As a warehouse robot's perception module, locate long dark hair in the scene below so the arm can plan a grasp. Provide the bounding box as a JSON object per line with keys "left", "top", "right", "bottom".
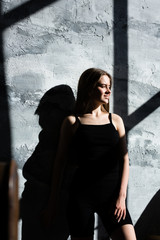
{"left": 74, "top": 68, "right": 112, "bottom": 115}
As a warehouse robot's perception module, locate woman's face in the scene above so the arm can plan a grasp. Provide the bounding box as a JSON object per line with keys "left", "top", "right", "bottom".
{"left": 92, "top": 75, "right": 111, "bottom": 105}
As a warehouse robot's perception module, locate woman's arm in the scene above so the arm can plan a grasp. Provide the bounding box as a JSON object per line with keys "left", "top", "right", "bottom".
{"left": 43, "top": 115, "right": 76, "bottom": 225}
{"left": 112, "top": 114, "right": 129, "bottom": 222}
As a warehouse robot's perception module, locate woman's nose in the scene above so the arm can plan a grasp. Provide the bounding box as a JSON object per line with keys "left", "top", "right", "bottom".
{"left": 105, "top": 87, "right": 111, "bottom": 93}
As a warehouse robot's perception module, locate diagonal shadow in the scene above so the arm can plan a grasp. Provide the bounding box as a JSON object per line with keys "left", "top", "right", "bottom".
{"left": 0, "top": 0, "right": 60, "bottom": 163}
{"left": 135, "top": 189, "right": 160, "bottom": 239}
{"left": 1, "top": 0, "right": 59, "bottom": 30}
{"left": 125, "top": 91, "right": 160, "bottom": 132}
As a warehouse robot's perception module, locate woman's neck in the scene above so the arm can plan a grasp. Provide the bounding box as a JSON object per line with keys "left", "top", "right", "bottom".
{"left": 84, "top": 105, "right": 106, "bottom": 117}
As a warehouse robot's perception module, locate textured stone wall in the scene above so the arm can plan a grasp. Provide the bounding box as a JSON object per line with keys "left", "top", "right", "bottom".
{"left": 127, "top": 0, "right": 160, "bottom": 225}
{"left": 1, "top": 0, "right": 160, "bottom": 239}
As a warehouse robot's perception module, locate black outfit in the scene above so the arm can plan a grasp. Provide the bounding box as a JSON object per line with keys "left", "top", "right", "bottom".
{"left": 67, "top": 113, "right": 132, "bottom": 237}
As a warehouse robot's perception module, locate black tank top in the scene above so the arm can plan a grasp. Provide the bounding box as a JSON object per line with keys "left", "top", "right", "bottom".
{"left": 70, "top": 113, "right": 120, "bottom": 189}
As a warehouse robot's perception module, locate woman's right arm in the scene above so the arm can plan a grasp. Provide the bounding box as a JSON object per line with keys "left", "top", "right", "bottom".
{"left": 44, "top": 115, "right": 76, "bottom": 225}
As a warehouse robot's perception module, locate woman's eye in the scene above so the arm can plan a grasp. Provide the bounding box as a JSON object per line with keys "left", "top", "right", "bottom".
{"left": 97, "top": 83, "right": 111, "bottom": 90}
{"left": 100, "top": 84, "right": 111, "bottom": 89}
{"left": 100, "top": 84, "right": 106, "bottom": 88}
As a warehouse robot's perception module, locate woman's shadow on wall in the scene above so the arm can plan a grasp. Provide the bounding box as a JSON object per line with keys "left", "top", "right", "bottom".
{"left": 20, "top": 84, "right": 75, "bottom": 240}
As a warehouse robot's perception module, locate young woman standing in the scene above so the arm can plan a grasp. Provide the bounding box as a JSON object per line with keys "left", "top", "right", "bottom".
{"left": 45, "top": 68, "right": 137, "bottom": 240}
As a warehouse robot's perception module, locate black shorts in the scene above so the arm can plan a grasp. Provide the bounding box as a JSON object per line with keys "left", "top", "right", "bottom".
{"left": 67, "top": 183, "right": 133, "bottom": 238}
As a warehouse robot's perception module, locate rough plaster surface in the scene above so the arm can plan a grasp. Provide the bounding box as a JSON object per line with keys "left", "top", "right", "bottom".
{"left": 1, "top": 0, "right": 160, "bottom": 239}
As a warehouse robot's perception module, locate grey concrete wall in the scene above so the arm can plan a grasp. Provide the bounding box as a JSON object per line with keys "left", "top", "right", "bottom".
{"left": 1, "top": 0, "right": 160, "bottom": 239}
{"left": 127, "top": 0, "right": 160, "bottom": 224}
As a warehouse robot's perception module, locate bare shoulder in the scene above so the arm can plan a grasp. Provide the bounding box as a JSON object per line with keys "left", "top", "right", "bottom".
{"left": 61, "top": 115, "right": 78, "bottom": 135}
{"left": 112, "top": 113, "right": 123, "bottom": 124}
{"left": 112, "top": 113, "right": 125, "bottom": 136}
{"left": 65, "top": 115, "right": 77, "bottom": 125}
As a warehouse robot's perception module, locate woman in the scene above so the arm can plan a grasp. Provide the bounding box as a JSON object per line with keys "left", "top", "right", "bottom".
{"left": 46, "top": 68, "right": 136, "bottom": 240}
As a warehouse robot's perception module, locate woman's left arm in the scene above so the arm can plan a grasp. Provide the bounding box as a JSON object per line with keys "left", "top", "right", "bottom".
{"left": 113, "top": 114, "right": 129, "bottom": 222}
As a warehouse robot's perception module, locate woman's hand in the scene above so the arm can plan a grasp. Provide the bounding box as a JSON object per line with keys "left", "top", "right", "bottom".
{"left": 114, "top": 195, "right": 126, "bottom": 222}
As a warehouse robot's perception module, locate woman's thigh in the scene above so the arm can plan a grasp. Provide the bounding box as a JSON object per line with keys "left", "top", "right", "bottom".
{"left": 111, "top": 224, "right": 136, "bottom": 240}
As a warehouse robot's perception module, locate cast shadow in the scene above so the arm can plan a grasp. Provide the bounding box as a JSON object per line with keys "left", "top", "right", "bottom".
{"left": 20, "top": 84, "right": 75, "bottom": 240}
{"left": 1, "top": 0, "right": 59, "bottom": 30}
{"left": 0, "top": 0, "right": 61, "bottom": 164}
{"left": 135, "top": 189, "right": 160, "bottom": 240}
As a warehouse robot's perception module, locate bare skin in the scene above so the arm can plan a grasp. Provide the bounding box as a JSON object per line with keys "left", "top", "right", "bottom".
{"left": 44, "top": 75, "right": 137, "bottom": 240}
{"left": 111, "top": 224, "right": 137, "bottom": 240}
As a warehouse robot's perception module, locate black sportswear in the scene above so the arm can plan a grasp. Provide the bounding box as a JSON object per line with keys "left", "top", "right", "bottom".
{"left": 67, "top": 113, "right": 133, "bottom": 237}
